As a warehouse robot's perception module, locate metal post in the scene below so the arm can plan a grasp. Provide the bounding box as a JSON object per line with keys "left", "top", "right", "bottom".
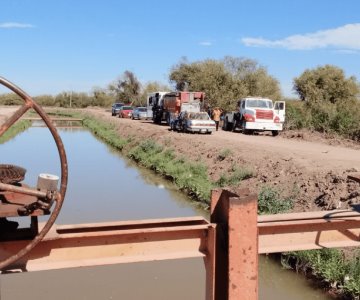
{"left": 211, "top": 188, "right": 259, "bottom": 300}
{"left": 204, "top": 225, "right": 216, "bottom": 300}
{"left": 228, "top": 192, "right": 258, "bottom": 299}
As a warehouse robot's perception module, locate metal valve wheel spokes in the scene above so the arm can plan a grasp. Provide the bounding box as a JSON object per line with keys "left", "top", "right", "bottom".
{"left": 0, "top": 76, "right": 68, "bottom": 270}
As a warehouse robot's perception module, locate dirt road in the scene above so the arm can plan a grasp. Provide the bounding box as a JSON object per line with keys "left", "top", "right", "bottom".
{"left": 81, "top": 107, "right": 360, "bottom": 212}
{"left": 1, "top": 106, "right": 360, "bottom": 211}
{"left": 91, "top": 108, "right": 360, "bottom": 170}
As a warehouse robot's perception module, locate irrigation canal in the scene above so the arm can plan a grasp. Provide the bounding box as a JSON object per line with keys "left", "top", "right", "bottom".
{"left": 0, "top": 125, "right": 333, "bottom": 299}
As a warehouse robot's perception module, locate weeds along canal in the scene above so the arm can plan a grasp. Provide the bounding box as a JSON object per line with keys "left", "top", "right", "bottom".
{"left": 0, "top": 125, "right": 333, "bottom": 299}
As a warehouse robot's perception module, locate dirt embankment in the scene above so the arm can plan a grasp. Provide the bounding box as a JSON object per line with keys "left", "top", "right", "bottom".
{"left": 82, "top": 107, "right": 360, "bottom": 212}
{"left": 2, "top": 105, "right": 360, "bottom": 212}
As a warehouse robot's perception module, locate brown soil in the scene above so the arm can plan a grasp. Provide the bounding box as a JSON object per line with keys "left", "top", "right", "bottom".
{"left": 84, "top": 107, "right": 360, "bottom": 213}
{"left": 2, "top": 105, "right": 360, "bottom": 212}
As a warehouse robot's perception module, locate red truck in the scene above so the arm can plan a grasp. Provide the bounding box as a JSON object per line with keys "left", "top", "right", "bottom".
{"left": 152, "top": 91, "right": 205, "bottom": 124}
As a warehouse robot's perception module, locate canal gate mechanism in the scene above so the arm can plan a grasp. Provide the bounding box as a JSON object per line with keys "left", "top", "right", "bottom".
{"left": 0, "top": 76, "right": 360, "bottom": 300}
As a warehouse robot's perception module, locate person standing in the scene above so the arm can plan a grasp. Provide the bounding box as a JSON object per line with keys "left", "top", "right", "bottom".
{"left": 212, "top": 107, "right": 222, "bottom": 131}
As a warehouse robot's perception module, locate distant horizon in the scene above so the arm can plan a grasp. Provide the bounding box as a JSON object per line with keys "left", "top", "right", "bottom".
{"left": 0, "top": 77, "right": 302, "bottom": 101}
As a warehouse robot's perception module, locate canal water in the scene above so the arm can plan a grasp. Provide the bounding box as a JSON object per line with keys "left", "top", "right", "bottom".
{"left": 0, "top": 126, "right": 333, "bottom": 299}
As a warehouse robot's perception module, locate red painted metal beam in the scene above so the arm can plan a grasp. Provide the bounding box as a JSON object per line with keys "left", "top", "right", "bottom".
{"left": 211, "top": 188, "right": 258, "bottom": 300}
{"left": 1, "top": 188, "right": 360, "bottom": 300}
{"left": 0, "top": 217, "right": 216, "bottom": 274}
{"left": 258, "top": 209, "right": 360, "bottom": 253}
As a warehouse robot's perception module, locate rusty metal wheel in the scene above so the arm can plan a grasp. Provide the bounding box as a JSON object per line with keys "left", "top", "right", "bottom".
{"left": 0, "top": 76, "right": 68, "bottom": 270}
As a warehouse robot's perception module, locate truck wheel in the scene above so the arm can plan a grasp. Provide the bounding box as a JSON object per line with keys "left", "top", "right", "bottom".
{"left": 240, "top": 121, "right": 247, "bottom": 134}
{"left": 223, "top": 118, "right": 227, "bottom": 131}
{"left": 223, "top": 118, "right": 229, "bottom": 131}
{"left": 243, "top": 129, "right": 254, "bottom": 135}
{"left": 272, "top": 130, "right": 279, "bottom": 137}
{"left": 232, "top": 121, "right": 237, "bottom": 132}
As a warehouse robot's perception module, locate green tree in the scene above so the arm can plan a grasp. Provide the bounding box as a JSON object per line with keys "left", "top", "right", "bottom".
{"left": 140, "top": 81, "right": 171, "bottom": 106}
{"left": 0, "top": 93, "right": 23, "bottom": 105}
{"left": 222, "top": 56, "right": 281, "bottom": 100}
{"left": 34, "top": 95, "right": 56, "bottom": 106}
{"left": 170, "top": 58, "right": 242, "bottom": 110}
{"left": 92, "top": 87, "right": 115, "bottom": 107}
{"left": 108, "top": 70, "right": 141, "bottom": 105}
{"left": 293, "top": 65, "right": 359, "bottom": 104}
{"left": 292, "top": 65, "right": 360, "bottom": 138}
{"left": 169, "top": 56, "right": 281, "bottom": 111}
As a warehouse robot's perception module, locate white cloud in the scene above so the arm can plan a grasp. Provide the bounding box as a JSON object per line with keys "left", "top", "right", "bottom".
{"left": 0, "top": 22, "right": 35, "bottom": 29}
{"left": 241, "top": 23, "right": 360, "bottom": 50}
{"left": 199, "top": 41, "right": 213, "bottom": 46}
{"left": 334, "top": 49, "right": 360, "bottom": 54}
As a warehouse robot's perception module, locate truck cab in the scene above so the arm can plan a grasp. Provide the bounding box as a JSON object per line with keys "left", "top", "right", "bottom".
{"left": 146, "top": 92, "right": 168, "bottom": 120}
{"left": 224, "top": 97, "right": 285, "bottom": 136}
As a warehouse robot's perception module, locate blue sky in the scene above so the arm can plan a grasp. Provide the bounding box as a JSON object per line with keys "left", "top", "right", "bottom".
{"left": 1, "top": 0, "right": 360, "bottom": 98}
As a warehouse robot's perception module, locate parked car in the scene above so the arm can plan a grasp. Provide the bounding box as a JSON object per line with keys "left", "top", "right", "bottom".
{"left": 111, "top": 103, "right": 124, "bottom": 116}
{"left": 171, "top": 111, "right": 215, "bottom": 134}
{"left": 132, "top": 107, "right": 148, "bottom": 120}
{"left": 118, "top": 106, "right": 133, "bottom": 118}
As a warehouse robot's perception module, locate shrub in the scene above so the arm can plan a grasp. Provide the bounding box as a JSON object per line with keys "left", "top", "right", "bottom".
{"left": 216, "top": 166, "right": 253, "bottom": 187}
{"left": 283, "top": 249, "right": 360, "bottom": 297}
{"left": 217, "top": 148, "right": 232, "bottom": 161}
{"left": 258, "top": 186, "right": 293, "bottom": 215}
{"left": 284, "top": 101, "right": 309, "bottom": 130}
{"left": 284, "top": 96, "right": 360, "bottom": 143}
{"left": 128, "top": 140, "right": 213, "bottom": 202}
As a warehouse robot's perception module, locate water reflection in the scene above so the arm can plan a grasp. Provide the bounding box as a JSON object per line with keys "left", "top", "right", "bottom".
{"left": 0, "top": 127, "right": 206, "bottom": 225}
{"left": 259, "top": 256, "right": 333, "bottom": 300}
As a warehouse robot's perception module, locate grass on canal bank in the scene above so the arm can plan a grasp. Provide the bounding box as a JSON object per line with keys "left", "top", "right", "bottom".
{"left": 282, "top": 249, "right": 360, "bottom": 298}
{"left": 53, "top": 110, "right": 360, "bottom": 299}
{"left": 0, "top": 120, "right": 31, "bottom": 144}
{"left": 128, "top": 140, "right": 213, "bottom": 202}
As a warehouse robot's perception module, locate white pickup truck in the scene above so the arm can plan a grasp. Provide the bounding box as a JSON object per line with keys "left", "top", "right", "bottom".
{"left": 223, "top": 97, "right": 285, "bottom": 136}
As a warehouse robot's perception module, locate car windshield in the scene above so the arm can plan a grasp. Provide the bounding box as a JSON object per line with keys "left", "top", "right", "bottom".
{"left": 246, "top": 100, "right": 272, "bottom": 109}
{"left": 114, "top": 103, "right": 123, "bottom": 108}
{"left": 122, "top": 106, "right": 133, "bottom": 110}
{"left": 188, "top": 112, "right": 210, "bottom": 120}
{"left": 138, "top": 108, "right": 146, "bottom": 112}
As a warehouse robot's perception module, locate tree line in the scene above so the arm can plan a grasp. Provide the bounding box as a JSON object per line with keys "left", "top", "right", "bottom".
{"left": 1, "top": 56, "right": 359, "bottom": 140}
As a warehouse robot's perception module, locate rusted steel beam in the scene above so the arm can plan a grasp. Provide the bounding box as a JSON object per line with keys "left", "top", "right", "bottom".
{"left": 0, "top": 104, "right": 31, "bottom": 136}
{"left": 0, "top": 182, "right": 48, "bottom": 199}
{"left": 258, "top": 208, "right": 360, "bottom": 253}
{"left": 0, "top": 217, "right": 216, "bottom": 274}
{"left": 205, "top": 225, "right": 216, "bottom": 300}
{"left": 211, "top": 188, "right": 258, "bottom": 300}
{"left": 228, "top": 192, "right": 258, "bottom": 300}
